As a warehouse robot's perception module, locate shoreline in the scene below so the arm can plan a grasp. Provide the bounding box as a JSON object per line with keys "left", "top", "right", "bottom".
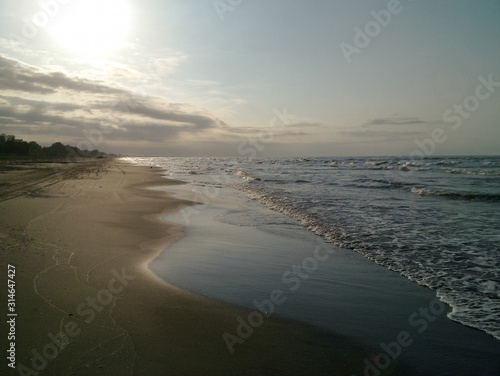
{"left": 1, "top": 159, "right": 374, "bottom": 376}
{"left": 150, "top": 177, "right": 500, "bottom": 375}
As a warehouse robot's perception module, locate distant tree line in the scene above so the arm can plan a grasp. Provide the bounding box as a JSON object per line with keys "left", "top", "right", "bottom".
{"left": 0, "top": 134, "right": 116, "bottom": 159}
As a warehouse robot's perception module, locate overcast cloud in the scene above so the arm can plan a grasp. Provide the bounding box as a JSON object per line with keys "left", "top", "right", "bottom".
{"left": 0, "top": 54, "right": 233, "bottom": 150}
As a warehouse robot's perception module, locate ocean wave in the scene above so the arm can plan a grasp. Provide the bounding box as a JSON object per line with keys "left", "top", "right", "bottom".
{"left": 240, "top": 186, "right": 500, "bottom": 341}
{"left": 436, "top": 160, "right": 459, "bottom": 165}
{"left": 366, "top": 160, "right": 388, "bottom": 166}
{"left": 235, "top": 170, "right": 259, "bottom": 182}
{"left": 288, "top": 158, "right": 311, "bottom": 163}
{"left": 444, "top": 168, "right": 500, "bottom": 176}
{"left": 411, "top": 187, "right": 500, "bottom": 201}
{"left": 371, "top": 179, "right": 412, "bottom": 188}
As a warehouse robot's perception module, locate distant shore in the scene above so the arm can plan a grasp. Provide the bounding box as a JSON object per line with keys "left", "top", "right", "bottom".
{"left": 0, "top": 159, "right": 371, "bottom": 375}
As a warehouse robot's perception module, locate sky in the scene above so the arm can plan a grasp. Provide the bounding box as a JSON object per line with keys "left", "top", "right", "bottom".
{"left": 0, "top": 0, "right": 499, "bottom": 157}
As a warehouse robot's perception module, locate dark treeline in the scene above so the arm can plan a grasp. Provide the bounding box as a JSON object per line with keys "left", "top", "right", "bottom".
{"left": 0, "top": 134, "right": 117, "bottom": 159}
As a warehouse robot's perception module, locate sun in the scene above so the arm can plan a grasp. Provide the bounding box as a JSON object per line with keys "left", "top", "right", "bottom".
{"left": 49, "top": 0, "right": 132, "bottom": 55}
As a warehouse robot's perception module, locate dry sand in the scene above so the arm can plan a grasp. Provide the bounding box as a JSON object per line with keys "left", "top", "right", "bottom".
{"left": 0, "top": 159, "right": 371, "bottom": 376}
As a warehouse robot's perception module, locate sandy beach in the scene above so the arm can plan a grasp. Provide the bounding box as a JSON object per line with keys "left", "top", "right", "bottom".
{"left": 0, "top": 160, "right": 372, "bottom": 376}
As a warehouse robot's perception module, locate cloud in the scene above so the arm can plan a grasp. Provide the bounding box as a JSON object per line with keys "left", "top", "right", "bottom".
{"left": 0, "top": 55, "right": 227, "bottom": 148}
{"left": 209, "top": 120, "right": 325, "bottom": 144}
{"left": 287, "top": 121, "right": 323, "bottom": 129}
{"left": 0, "top": 54, "right": 326, "bottom": 155}
{"left": 0, "top": 95, "right": 83, "bottom": 111}
{"left": 335, "top": 116, "right": 437, "bottom": 144}
{"left": 342, "top": 130, "right": 425, "bottom": 138}
{"left": 151, "top": 56, "right": 187, "bottom": 74}
{"left": 0, "top": 55, "right": 126, "bottom": 95}
{"left": 362, "top": 116, "right": 432, "bottom": 127}
{"left": 0, "top": 106, "right": 100, "bottom": 128}
{"left": 112, "top": 100, "right": 226, "bottom": 130}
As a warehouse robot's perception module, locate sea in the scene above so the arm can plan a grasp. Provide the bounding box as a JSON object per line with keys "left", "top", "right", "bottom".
{"left": 123, "top": 155, "right": 500, "bottom": 342}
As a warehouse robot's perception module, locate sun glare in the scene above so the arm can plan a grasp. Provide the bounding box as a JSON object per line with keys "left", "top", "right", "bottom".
{"left": 49, "top": 0, "right": 132, "bottom": 55}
